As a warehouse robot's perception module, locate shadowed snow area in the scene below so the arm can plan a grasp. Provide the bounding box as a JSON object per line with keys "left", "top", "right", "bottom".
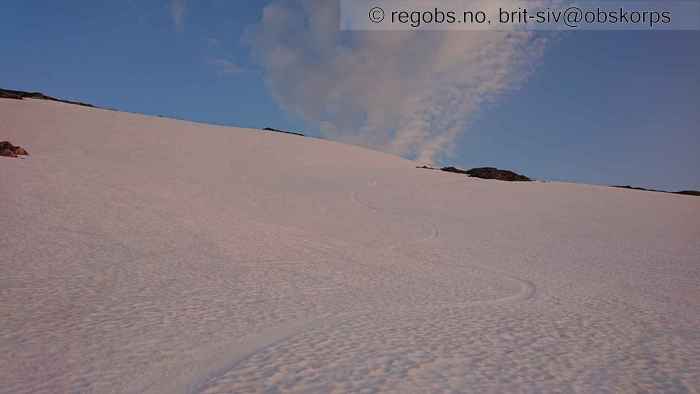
{"left": 1, "top": 99, "right": 699, "bottom": 393}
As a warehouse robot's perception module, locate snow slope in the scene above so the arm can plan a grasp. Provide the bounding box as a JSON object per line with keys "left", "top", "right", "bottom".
{"left": 1, "top": 99, "right": 699, "bottom": 393}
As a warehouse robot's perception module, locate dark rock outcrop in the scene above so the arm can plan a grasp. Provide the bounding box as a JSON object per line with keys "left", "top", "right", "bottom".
{"left": 441, "top": 166, "right": 470, "bottom": 175}
{"left": 420, "top": 165, "right": 532, "bottom": 181}
{"left": 675, "top": 190, "right": 700, "bottom": 196}
{"left": 0, "top": 88, "right": 95, "bottom": 108}
{"left": 262, "top": 127, "right": 304, "bottom": 137}
{"left": 612, "top": 185, "right": 700, "bottom": 197}
{"left": 0, "top": 141, "right": 29, "bottom": 158}
{"left": 0, "top": 90, "right": 23, "bottom": 100}
{"left": 613, "top": 185, "right": 663, "bottom": 193}
{"left": 466, "top": 167, "right": 532, "bottom": 182}
{"left": 441, "top": 166, "right": 531, "bottom": 182}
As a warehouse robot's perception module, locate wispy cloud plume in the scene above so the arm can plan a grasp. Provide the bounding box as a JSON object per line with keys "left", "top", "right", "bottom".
{"left": 170, "top": 0, "right": 187, "bottom": 31}
{"left": 208, "top": 58, "right": 245, "bottom": 75}
{"left": 250, "top": 0, "right": 550, "bottom": 163}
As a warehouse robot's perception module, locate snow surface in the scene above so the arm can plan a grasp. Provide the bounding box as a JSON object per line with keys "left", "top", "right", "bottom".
{"left": 1, "top": 99, "right": 699, "bottom": 393}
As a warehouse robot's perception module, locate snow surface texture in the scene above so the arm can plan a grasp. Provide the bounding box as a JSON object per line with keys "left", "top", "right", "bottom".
{"left": 1, "top": 99, "right": 699, "bottom": 393}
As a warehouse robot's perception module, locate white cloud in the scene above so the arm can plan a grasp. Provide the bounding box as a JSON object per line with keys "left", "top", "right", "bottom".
{"left": 208, "top": 58, "right": 245, "bottom": 75}
{"left": 250, "top": 0, "right": 551, "bottom": 163}
{"left": 170, "top": 0, "right": 187, "bottom": 31}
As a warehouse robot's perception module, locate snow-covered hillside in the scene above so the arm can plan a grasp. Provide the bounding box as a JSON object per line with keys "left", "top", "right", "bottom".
{"left": 2, "top": 99, "right": 699, "bottom": 393}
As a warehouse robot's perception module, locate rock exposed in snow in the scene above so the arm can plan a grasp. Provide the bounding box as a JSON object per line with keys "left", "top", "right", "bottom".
{"left": 262, "top": 127, "right": 304, "bottom": 136}
{"left": 440, "top": 166, "right": 531, "bottom": 181}
{"left": 0, "top": 88, "right": 95, "bottom": 108}
{"left": 614, "top": 185, "right": 700, "bottom": 197}
{"left": 0, "top": 141, "right": 29, "bottom": 157}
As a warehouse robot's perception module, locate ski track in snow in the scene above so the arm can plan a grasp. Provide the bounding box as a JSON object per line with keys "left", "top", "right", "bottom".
{"left": 187, "top": 182, "right": 537, "bottom": 394}
{"left": 2, "top": 100, "right": 700, "bottom": 393}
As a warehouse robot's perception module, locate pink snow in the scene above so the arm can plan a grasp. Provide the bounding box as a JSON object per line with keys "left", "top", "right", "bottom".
{"left": 1, "top": 99, "right": 699, "bottom": 393}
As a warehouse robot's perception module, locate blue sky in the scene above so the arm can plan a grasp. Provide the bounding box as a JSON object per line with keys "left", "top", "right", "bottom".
{"left": 2, "top": 1, "right": 698, "bottom": 190}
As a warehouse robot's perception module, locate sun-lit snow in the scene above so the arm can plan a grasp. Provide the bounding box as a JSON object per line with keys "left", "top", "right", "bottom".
{"left": 1, "top": 99, "right": 699, "bottom": 393}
